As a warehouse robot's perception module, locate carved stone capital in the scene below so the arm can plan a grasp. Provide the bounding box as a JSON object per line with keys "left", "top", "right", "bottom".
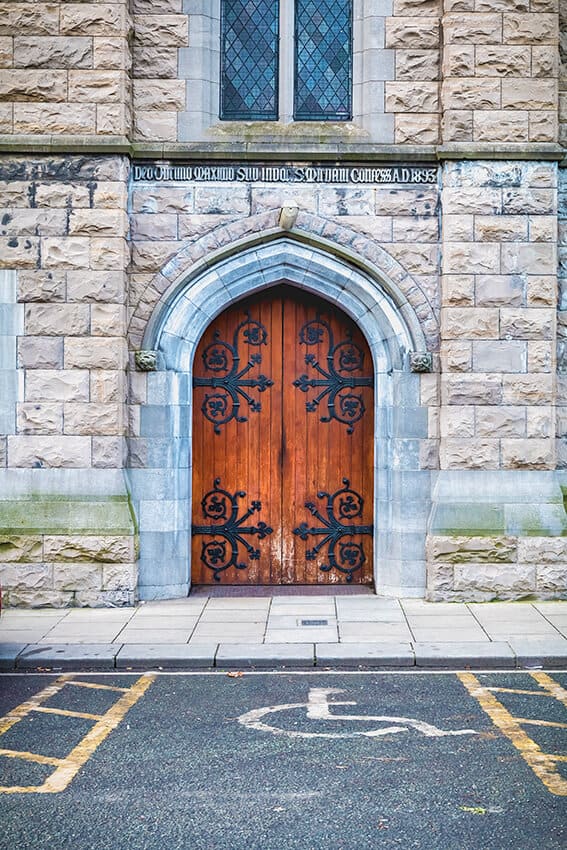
{"left": 134, "top": 350, "right": 158, "bottom": 372}
{"left": 409, "top": 351, "right": 433, "bottom": 373}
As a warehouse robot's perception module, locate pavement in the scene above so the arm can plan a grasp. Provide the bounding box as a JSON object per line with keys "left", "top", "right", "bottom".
{"left": 1, "top": 595, "right": 566, "bottom": 670}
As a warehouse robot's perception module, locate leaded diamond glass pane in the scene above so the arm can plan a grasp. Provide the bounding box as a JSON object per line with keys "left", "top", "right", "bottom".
{"left": 220, "top": 0, "right": 279, "bottom": 120}
{"left": 294, "top": 0, "right": 352, "bottom": 121}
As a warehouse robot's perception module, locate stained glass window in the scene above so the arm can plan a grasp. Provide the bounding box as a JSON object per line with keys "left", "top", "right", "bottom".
{"left": 294, "top": 0, "right": 352, "bottom": 121}
{"left": 220, "top": 0, "right": 279, "bottom": 120}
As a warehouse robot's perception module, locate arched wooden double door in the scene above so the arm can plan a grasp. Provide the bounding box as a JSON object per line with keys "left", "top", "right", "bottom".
{"left": 191, "top": 286, "right": 374, "bottom": 585}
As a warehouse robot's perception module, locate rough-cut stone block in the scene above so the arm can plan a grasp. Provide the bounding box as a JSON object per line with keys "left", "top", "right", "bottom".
{"left": 1, "top": 563, "right": 53, "bottom": 591}
{"left": 503, "top": 13, "right": 558, "bottom": 44}
{"left": 385, "top": 18, "right": 440, "bottom": 49}
{"left": 25, "top": 370, "right": 90, "bottom": 402}
{"left": 14, "top": 36, "right": 93, "bottom": 69}
{"left": 453, "top": 564, "right": 536, "bottom": 594}
{"left": 500, "top": 308, "right": 554, "bottom": 339}
{"left": 503, "top": 188, "right": 555, "bottom": 215}
{"left": 442, "top": 374, "right": 502, "bottom": 405}
{"left": 69, "top": 210, "right": 128, "bottom": 238}
{"left": 394, "top": 114, "right": 440, "bottom": 144}
{"left": 90, "top": 371, "right": 125, "bottom": 404}
{"left": 536, "top": 566, "right": 567, "bottom": 592}
{"left": 1, "top": 209, "right": 67, "bottom": 238}
{"left": 132, "top": 43, "right": 178, "bottom": 79}
{"left": 17, "top": 402, "right": 62, "bottom": 435}
{"left": 526, "top": 407, "right": 552, "bottom": 437}
{"left": 442, "top": 44, "right": 475, "bottom": 77}
{"left": 475, "top": 406, "right": 526, "bottom": 437}
{"left": 442, "top": 79, "right": 500, "bottom": 109}
{"left": 0, "top": 237, "right": 39, "bottom": 268}
{"left": 67, "top": 271, "right": 125, "bottom": 303}
{"left": 474, "top": 46, "right": 531, "bottom": 77}
{"left": 64, "top": 337, "right": 128, "bottom": 370}
{"left": 68, "top": 70, "right": 125, "bottom": 104}
{"left": 134, "top": 15, "right": 189, "bottom": 47}
{"left": 440, "top": 341, "right": 472, "bottom": 371}
{"left": 527, "top": 341, "right": 553, "bottom": 373}
{"left": 531, "top": 45, "right": 558, "bottom": 78}
{"left": 385, "top": 82, "right": 440, "bottom": 112}
{"left": 518, "top": 538, "right": 567, "bottom": 563}
{"left": 501, "top": 243, "right": 556, "bottom": 275}
{"left": 442, "top": 274, "right": 475, "bottom": 307}
{"left": 440, "top": 406, "right": 475, "bottom": 436}
{"left": 0, "top": 70, "right": 68, "bottom": 102}
{"left": 472, "top": 340, "right": 526, "bottom": 372}
{"left": 134, "top": 110, "right": 178, "bottom": 141}
{"left": 102, "top": 562, "right": 137, "bottom": 591}
{"left": 443, "top": 13, "right": 502, "bottom": 43}
{"left": 17, "top": 337, "right": 63, "bottom": 370}
{"left": 25, "top": 304, "right": 89, "bottom": 336}
{"left": 130, "top": 241, "right": 181, "bottom": 273}
{"left": 395, "top": 50, "right": 440, "bottom": 81}
{"left": 53, "top": 563, "right": 103, "bottom": 592}
{"left": 500, "top": 439, "right": 553, "bottom": 469}
{"left": 44, "top": 535, "right": 134, "bottom": 564}
{"left": 427, "top": 536, "right": 516, "bottom": 564}
{"left": 441, "top": 307, "right": 499, "bottom": 338}
{"left": 90, "top": 305, "right": 126, "bottom": 337}
{"left": 442, "top": 186, "right": 501, "bottom": 214}
{"left": 14, "top": 103, "right": 96, "bottom": 134}
{"left": 474, "top": 216, "right": 527, "bottom": 243}
{"left": 92, "top": 436, "right": 125, "bottom": 468}
{"left": 0, "top": 536, "right": 43, "bottom": 562}
{"left": 501, "top": 79, "right": 557, "bottom": 110}
{"left": 7, "top": 435, "right": 91, "bottom": 468}
{"left": 133, "top": 79, "right": 186, "bottom": 111}
{"left": 502, "top": 374, "right": 553, "bottom": 404}
{"left": 529, "top": 111, "right": 558, "bottom": 143}
{"left": 90, "top": 238, "right": 128, "bottom": 271}
{"left": 0, "top": 4, "right": 59, "bottom": 36}
{"left": 63, "top": 403, "right": 124, "bottom": 436}
{"left": 474, "top": 111, "right": 529, "bottom": 142}
{"left": 93, "top": 37, "right": 130, "bottom": 72}
{"left": 60, "top": 4, "right": 128, "bottom": 37}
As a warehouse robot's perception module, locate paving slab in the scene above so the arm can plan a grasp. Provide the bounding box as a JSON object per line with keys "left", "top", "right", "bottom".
{"left": 507, "top": 637, "right": 567, "bottom": 669}
{"left": 316, "top": 642, "right": 415, "bottom": 667}
{"left": 414, "top": 641, "right": 516, "bottom": 669}
{"left": 116, "top": 643, "right": 218, "bottom": 669}
{"left": 16, "top": 643, "right": 117, "bottom": 670}
{"left": 410, "top": 629, "right": 489, "bottom": 643}
{"left": 116, "top": 629, "right": 194, "bottom": 644}
{"left": 0, "top": 629, "right": 53, "bottom": 643}
{"left": 265, "top": 627, "right": 338, "bottom": 643}
{"left": 0, "top": 642, "right": 28, "bottom": 671}
{"left": 216, "top": 643, "right": 315, "bottom": 668}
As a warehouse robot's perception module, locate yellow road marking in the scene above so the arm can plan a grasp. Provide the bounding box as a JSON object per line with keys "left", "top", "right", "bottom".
{"left": 0, "top": 674, "right": 155, "bottom": 794}
{"left": 0, "top": 748, "right": 63, "bottom": 766}
{"left": 531, "top": 672, "right": 567, "bottom": 707}
{"left": 487, "top": 688, "right": 547, "bottom": 697}
{"left": 67, "top": 681, "right": 128, "bottom": 694}
{"left": 458, "top": 672, "right": 567, "bottom": 796}
{"left": 516, "top": 718, "right": 567, "bottom": 730}
{"left": 32, "top": 706, "right": 104, "bottom": 722}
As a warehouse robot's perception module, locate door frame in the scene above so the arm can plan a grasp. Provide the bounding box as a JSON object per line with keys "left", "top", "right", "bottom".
{"left": 132, "top": 235, "right": 430, "bottom": 599}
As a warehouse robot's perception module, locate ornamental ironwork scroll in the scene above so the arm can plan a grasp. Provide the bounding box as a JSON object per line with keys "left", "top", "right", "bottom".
{"left": 293, "top": 316, "right": 372, "bottom": 434}
{"left": 193, "top": 311, "right": 273, "bottom": 434}
{"left": 293, "top": 478, "right": 372, "bottom": 583}
{"left": 192, "top": 478, "right": 272, "bottom": 582}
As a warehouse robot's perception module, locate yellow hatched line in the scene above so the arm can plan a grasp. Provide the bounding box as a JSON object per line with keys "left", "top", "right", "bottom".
{"left": 531, "top": 672, "right": 567, "bottom": 707}
{"left": 487, "top": 688, "right": 547, "bottom": 697}
{"left": 31, "top": 706, "right": 104, "bottom": 722}
{"left": 0, "top": 675, "right": 72, "bottom": 736}
{"left": 458, "top": 672, "right": 567, "bottom": 796}
{"left": 0, "top": 674, "right": 156, "bottom": 794}
{"left": 0, "top": 748, "right": 63, "bottom": 766}
{"left": 67, "top": 681, "right": 128, "bottom": 694}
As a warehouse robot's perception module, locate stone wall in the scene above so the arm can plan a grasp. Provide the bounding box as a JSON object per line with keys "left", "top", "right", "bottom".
{"left": 0, "top": 1, "right": 132, "bottom": 139}
{"left": 0, "top": 156, "right": 136, "bottom": 606}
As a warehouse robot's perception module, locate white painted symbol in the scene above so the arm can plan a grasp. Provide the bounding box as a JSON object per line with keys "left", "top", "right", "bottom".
{"left": 238, "top": 687, "right": 478, "bottom": 739}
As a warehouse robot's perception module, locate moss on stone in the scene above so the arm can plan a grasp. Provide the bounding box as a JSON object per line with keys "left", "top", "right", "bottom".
{"left": 0, "top": 497, "right": 135, "bottom": 536}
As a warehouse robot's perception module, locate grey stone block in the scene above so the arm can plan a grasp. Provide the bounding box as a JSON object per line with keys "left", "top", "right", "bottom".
{"left": 508, "top": 638, "right": 567, "bottom": 669}
{"left": 316, "top": 643, "right": 415, "bottom": 667}
{"left": 116, "top": 643, "right": 217, "bottom": 669}
{"left": 414, "top": 641, "right": 515, "bottom": 669}
{"left": 0, "top": 642, "right": 28, "bottom": 671}
{"left": 16, "top": 644, "right": 117, "bottom": 670}
{"left": 216, "top": 643, "right": 315, "bottom": 668}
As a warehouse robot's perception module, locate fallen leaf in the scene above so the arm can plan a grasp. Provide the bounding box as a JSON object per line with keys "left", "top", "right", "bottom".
{"left": 459, "top": 806, "right": 487, "bottom": 815}
{"left": 227, "top": 671, "right": 244, "bottom": 678}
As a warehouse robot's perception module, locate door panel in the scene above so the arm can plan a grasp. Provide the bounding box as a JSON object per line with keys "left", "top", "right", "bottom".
{"left": 191, "top": 286, "right": 373, "bottom": 585}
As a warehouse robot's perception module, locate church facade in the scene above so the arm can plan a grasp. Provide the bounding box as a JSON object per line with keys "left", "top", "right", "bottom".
{"left": 0, "top": 0, "right": 566, "bottom": 606}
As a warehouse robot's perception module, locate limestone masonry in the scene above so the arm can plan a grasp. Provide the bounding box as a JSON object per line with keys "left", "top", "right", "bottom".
{"left": 0, "top": 0, "right": 566, "bottom": 605}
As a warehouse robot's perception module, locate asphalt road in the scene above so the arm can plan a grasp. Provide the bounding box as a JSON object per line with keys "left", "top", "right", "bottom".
{"left": 0, "top": 671, "right": 566, "bottom": 850}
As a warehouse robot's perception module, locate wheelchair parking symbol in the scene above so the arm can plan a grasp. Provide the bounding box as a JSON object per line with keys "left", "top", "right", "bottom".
{"left": 238, "top": 687, "right": 478, "bottom": 739}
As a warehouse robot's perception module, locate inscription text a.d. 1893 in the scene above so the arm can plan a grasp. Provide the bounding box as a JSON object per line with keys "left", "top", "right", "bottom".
{"left": 132, "top": 162, "right": 438, "bottom": 185}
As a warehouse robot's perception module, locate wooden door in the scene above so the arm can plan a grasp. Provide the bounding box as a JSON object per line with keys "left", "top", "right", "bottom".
{"left": 191, "top": 286, "right": 374, "bottom": 585}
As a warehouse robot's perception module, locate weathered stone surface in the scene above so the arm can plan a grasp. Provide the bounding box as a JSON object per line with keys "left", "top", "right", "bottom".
{"left": 518, "top": 538, "right": 567, "bottom": 563}
{"left": 442, "top": 79, "right": 501, "bottom": 109}
{"left": 69, "top": 209, "right": 128, "bottom": 238}
{"left": 7, "top": 435, "right": 91, "bottom": 468}
{"left": 64, "top": 337, "right": 128, "bottom": 370}
{"left": 17, "top": 402, "right": 62, "bottom": 435}
{"left": 442, "top": 110, "right": 473, "bottom": 142}
{"left": 526, "top": 407, "right": 553, "bottom": 437}
{"left": 14, "top": 103, "right": 96, "bottom": 134}
{"left": 474, "top": 111, "right": 529, "bottom": 142}
{"left": 501, "top": 79, "right": 557, "bottom": 110}
{"left": 134, "top": 15, "right": 188, "bottom": 47}
{"left": 0, "top": 536, "right": 43, "bottom": 562}
{"left": 529, "top": 111, "right": 558, "bottom": 143}
{"left": 426, "top": 560, "right": 455, "bottom": 592}
{"left": 0, "top": 237, "right": 39, "bottom": 268}
{"left": 503, "top": 13, "right": 558, "bottom": 44}
{"left": 25, "top": 304, "right": 89, "bottom": 336}
{"left": 453, "top": 564, "right": 535, "bottom": 594}
{"left": 0, "top": 70, "right": 68, "bottom": 102}
{"left": 17, "top": 271, "right": 66, "bottom": 303}
{"left": 474, "top": 216, "right": 527, "bottom": 242}
{"left": 93, "top": 37, "right": 131, "bottom": 71}
{"left": 503, "top": 188, "right": 555, "bottom": 215}
{"left": 441, "top": 307, "right": 499, "bottom": 338}
{"left": 0, "top": 36, "right": 11, "bottom": 68}
{"left": 67, "top": 271, "right": 126, "bottom": 303}
{"left": 25, "top": 370, "right": 90, "bottom": 402}
{"left": 502, "top": 374, "right": 553, "bottom": 404}
{"left": 440, "top": 340, "right": 472, "bottom": 371}
{"left": 7, "top": 589, "right": 73, "bottom": 608}
{"left": 531, "top": 45, "right": 558, "bottom": 78}
{"left": 439, "top": 406, "right": 475, "bottom": 436}
{"left": 14, "top": 37, "right": 92, "bottom": 69}
{"left": 501, "top": 243, "right": 556, "bottom": 275}
{"left": 442, "top": 45, "right": 475, "bottom": 77}
{"left": 427, "top": 536, "right": 516, "bottom": 563}
{"left": 92, "top": 436, "right": 125, "bottom": 468}
{"left": 130, "top": 240, "right": 181, "bottom": 273}
{"left": 473, "top": 340, "right": 526, "bottom": 372}
{"left": 134, "top": 110, "right": 178, "bottom": 141}
{"left": 53, "top": 562, "right": 102, "bottom": 592}
{"left": 91, "top": 305, "right": 126, "bottom": 336}
{"left": 442, "top": 374, "right": 502, "bottom": 404}
{"left": 130, "top": 213, "right": 178, "bottom": 241}
{"left": 475, "top": 46, "right": 531, "bottom": 77}
{"left": 394, "top": 50, "right": 440, "bottom": 81}
{"left": 385, "top": 82, "right": 440, "bottom": 113}
{"left": 133, "top": 79, "right": 186, "bottom": 111}
{"left": 476, "top": 275, "right": 525, "bottom": 307}
{"left": 0, "top": 4, "right": 59, "bottom": 36}
{"left": 375, "top": 188, "right": 439, "bottom": 216}
{"left": 441, "top": 438, "right": 500, "bottom": 469}
{"left": 68, "top": 71, "right": 125, "bottom": 103}
{"left": 0, "top": 209, "right": 67, "bottom": 238}
{"left": 90, "top": 238, "right": 128, "bottom": 271}
{"left": 17, "top": 337, "right": 63, "bottom": 370}
{"left": 90, "top": 371, "right": 125, "bottom": 404}
{"left": 44, "top": 535, "right": 134, "bottom": 564}
{"left": 102, "top": 562, "right": 137, "bottom": 592}
{"left": 536, "top": 565, "right": 567, "bottom": 592}
{"left": 501, "top": 438, "right": 553, "bottom": 469}
{"left": 385, "top": 18, "right": 440, "bottom": 49}
{"left": 443, "top": 14, "right": 502, "bottom": 44}
{"left": 527, "top": 341, "right": 553, "bottom": 373}
{"left": 64, "top": 402, "right": 124, "bottom": 436}
{"left": 60, "top": 4, "right": 128, "bottom": 37}
{"left": 442, "top": 215, "right": 474, "bottom": 241}
{"left": 1, "top": 563, "right": 53, "bottom": 591}
{"left": 475, "top": 408, "right": 525, "bottom": 440}
{"left": 394, "top": 114, "right": 440, "bottom": 144}
{"left": 442, "top": 186, "right": 501, "bottom": 214}
{"left": 132, "top": 43, "right": 178, "bottom": 79}
{"left": 131, "top": 186, "right": 194, "bottom": 214}
{"left": 500, "top": 308, "right": 554, "bottom": 339}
